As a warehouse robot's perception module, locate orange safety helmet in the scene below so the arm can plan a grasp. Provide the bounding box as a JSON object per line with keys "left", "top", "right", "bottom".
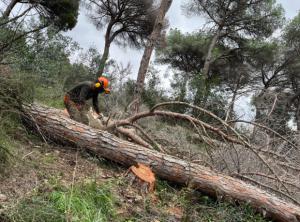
{"left": 98, "top": 76, "right": 109, "bottom": 89}
{"left": 98, "top": 76, "right": 110, "bottom": 94}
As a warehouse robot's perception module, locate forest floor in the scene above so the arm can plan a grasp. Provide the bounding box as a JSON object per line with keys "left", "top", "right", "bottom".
{"left": 0, "top": 124, "right": 270, "bottom": 222}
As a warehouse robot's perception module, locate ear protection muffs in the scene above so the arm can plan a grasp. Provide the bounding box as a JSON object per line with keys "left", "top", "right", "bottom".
{"left": 95, "top": 82, "right": 101, "bottom": 88}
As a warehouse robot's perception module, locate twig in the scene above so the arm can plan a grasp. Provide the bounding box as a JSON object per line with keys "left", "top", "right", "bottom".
{"left": 149, "top": 102, "right": 296, "bottom": 199}
{"left": 22, "top": 151, "right": 35, "bottom": 160}
{"left": 230, "top": 120, "right": 299, "bottom": 151}
{"left": 267, "top": 94, "right": 278, "bottom": 117}
{"left": 26, "top": 111, "right": 48, "bottom": 144}
{"left": 121, "top": 122, "right": 165, "bottom": 152}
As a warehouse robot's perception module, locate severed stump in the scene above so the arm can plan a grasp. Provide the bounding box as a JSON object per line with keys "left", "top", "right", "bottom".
{"left": 126, "top": 163, "right": 156, "bottom": 193}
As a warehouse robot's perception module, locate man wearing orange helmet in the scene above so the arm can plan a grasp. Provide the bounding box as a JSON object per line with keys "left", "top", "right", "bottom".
{"left": 64, "top": 76, "right": 110, "bottom": 125}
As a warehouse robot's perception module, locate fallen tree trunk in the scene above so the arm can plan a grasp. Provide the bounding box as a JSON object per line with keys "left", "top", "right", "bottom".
{"left": 23, "top": 104, "right": 300, "bottom": 222}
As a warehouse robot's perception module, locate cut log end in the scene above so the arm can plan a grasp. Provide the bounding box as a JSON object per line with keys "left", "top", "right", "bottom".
{"left": 126, "top": 163, "right": 156, "bottom": 193}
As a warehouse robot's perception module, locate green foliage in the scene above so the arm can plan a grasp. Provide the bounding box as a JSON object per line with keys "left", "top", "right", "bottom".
{"left": 39, "top": 0, "right": 80, "bottom": 30}
{"left": 7, "top": 181, "right": 117, "bottom": 222}
{"left": 0, "top": 26, "right": 84, "bottom": 171}
{"left": 142, "top": 65, "right": 167, "bottom": 108}
{"left": 1, "top": 0, "right": 79, "bottom": 31}
{"left": 0, "top": 0, "right": 79, "bottom": 67}
{"left": 87, "top": 0, "right": 156, "bottom": 48}
{"left": 0, "top": 132, "right": 13, "bottom": 175}
{"left": 246, "top": 40, "right": 281, "bottom": 68}
{"left": 156, "top": 29, "right": 208, "bottom": 74}
{"left": 6, "top": 28, "right": 83, "bottom": 107}
{"left": 0, "top": 72, "right": 36, "bottom": 174}
{"left": 192, "top": 77, "right": 227, "bottom": 121}
{"left": 156, "top": 29, "right": 228, "bottom": 119}
{"left": 283, "top": 11, "right": 300, "bottom": 48}
{"left": 186, "top": 0, "right": 284, "bottom": 39}
{"left": 16, "top": 28, "right": 79, "bottom": 86}
{"left": 34, "top": 86, "right": 65, "bottom": 109}
{"left": 63, "top": 47, "right": 106, "bottom": 91}
{"left": 7, "top": 196, "right": 65, "bottom": 222}
{"left": 50, "top": 182, "right": 116, "bottom": 222}
{"left": 252, "top": 90, "right": 292, "bottom": 135}
{"left": 0, "top": 24, "right": 29, "bottom": 64}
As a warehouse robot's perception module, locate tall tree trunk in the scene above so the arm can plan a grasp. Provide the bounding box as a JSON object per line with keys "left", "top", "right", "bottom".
{"left": 97, "top": 40, "right": 110, "bottom": 77}
{"left": 133, "top": 0, "right": 173, "bottom": 112}
{"left": 225, "top": 89, "right": 237, "bottom": 123}
{"left": 23, "top": 103, "right": 300, "bottom": 222}
{"left": 2, "top": 0, "right": 19, "bottom": 18}
{"left": 96, "top": 21, "right": 114, "bottom": 78}
{"left": 225, "top": 75, "right": 242, "bottom": 123}
{"left": 202, "top": 27, "right": 222, "bottom": 80}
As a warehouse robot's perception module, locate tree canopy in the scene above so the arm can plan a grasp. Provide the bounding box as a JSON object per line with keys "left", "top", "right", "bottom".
{"left": 86, "top": 0, "right": 157, "bottom": 76}
{"left": 1, "top": 0, "right": 80, "bottom": 30}
{"left": 184, "top": 0, "right": 284, "bottom": 79}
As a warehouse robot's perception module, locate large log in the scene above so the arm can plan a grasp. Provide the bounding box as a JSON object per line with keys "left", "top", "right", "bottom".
{"left": 23, "top": 104, "right": 300, "bottom": 222}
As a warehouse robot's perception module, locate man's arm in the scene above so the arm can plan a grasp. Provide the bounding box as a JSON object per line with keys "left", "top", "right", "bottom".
{"left": 92, "top": 94, "right": 100, "bottom": 114}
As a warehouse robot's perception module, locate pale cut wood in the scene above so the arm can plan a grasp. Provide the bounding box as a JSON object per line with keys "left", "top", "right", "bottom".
{"left": 23, "top": 104, "right": 300, "bottom": 222}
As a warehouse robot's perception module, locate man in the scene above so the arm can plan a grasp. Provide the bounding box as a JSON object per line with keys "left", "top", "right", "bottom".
{"left": 64, "top": 76, "right": 110, "bottom": 124}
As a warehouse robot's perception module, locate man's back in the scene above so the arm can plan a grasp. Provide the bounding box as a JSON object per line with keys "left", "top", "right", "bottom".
{"left": 67, "top": 81, "right": 102, "bottom": 104}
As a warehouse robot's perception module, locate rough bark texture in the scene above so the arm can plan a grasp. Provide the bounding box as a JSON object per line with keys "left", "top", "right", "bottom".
{"left": 133, "top": 0, "right": 172, "bottom": 112}
{"left": 23, "top": 103, "right": 300, "bottom": 222}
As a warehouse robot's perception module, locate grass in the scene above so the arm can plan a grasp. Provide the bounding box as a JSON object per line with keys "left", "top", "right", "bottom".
{"left": 7, "top": 196, "right": 64, "bottom": 222}
{"left": 0, "top": 124, "right": 13, "bottom": 174}
{"left": 7, "top": 181, "right": 117, "bottom": 222}
{"left": 0, "top": 114, "right": 22, "bottom": 175}
{"left": 34, "top": 86, "right": 65, "bottom": 109}
{"left": 153, "top": 179, "right": 271, "bottom": 222}
{"left": 0, "top": 141, "right": 13, "bottom": 175}
{"left": 50, "top": 181, "right": 116, "bottom": 222}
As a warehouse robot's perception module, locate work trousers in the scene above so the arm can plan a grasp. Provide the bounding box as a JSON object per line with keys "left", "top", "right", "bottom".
{"left": 64, "top": 94, "right": 89, "bottom": 125}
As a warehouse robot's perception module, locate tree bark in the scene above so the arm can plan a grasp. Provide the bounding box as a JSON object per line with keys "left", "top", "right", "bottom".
{"left": 202, "top": 27, "right": 222, "bottom": 80}
{"left": 97, "top": 40, "right": 110, "bottom": 77}
{"left": 133, "top": 0, "right": 173, "bottom": 112}
{"left": 225, "top": 75, "right": 242, "bottom": 123}
{"left": 96, "top": 21, "right": 114, "bottom": 77}
{"left": 23, "top": 103, "right": 300, "bottom": 222}
{"left": 2, "top": 0, "right": 19, "bottom": 18}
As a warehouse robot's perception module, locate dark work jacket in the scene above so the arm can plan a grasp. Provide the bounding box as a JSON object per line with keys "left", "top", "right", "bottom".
{"left": 66, "top": 81, "right": 105, "bottom": 114}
